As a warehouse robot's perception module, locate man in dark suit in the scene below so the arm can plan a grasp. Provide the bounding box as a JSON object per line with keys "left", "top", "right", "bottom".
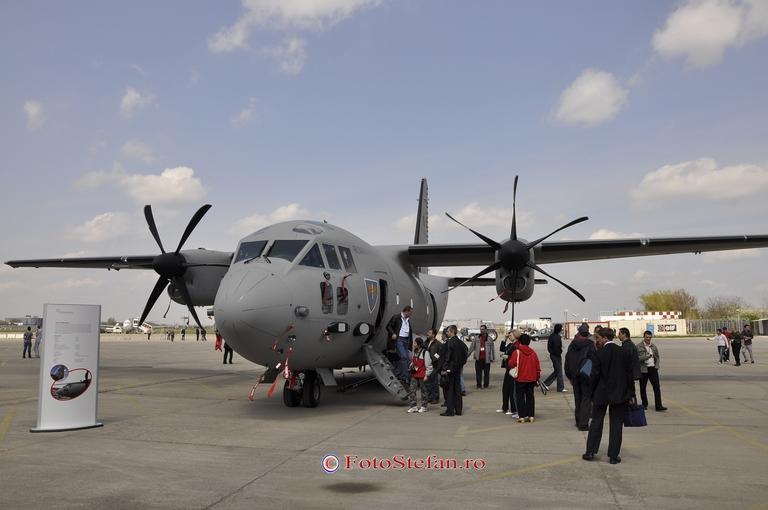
{"left": 583, "top": 327, "right": 635, "bottom": 464}
{"left": 440, "top": 325, "right": 465, "bottom": 417}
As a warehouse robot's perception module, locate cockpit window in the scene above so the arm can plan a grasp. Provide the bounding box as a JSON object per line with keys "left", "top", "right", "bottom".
{"left": 233, "top": 240, "right": 267, "bottom": 263}
{"left": 299, "top": 243, "right": 325, "bottom": 268}
{"left": 322, "top": 244, "right": 342, "bottom": 270}
{"left": 338, "top": 246, "right": 357, "bottom": 273}
{"left": 267, "top": 240, "right": 308, "bottom": 262}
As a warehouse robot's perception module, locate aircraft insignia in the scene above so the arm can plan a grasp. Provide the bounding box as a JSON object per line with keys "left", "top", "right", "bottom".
{"left": 364, "top": 278, "right": 379, "bottom": 313}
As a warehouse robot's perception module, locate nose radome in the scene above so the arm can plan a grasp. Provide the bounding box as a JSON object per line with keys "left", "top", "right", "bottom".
{"left": 214, "top": 265, "right": 293, "bottom": 352}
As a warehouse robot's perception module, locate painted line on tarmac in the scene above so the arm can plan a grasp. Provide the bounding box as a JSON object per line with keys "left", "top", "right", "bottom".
{"left": 723, "top": 427, "right": 768, "bottom": 453}
{"left": 0, "top": 407, "right": 17, "bottom": 447}
{"left": 455, "top": 419, "right": 550, "bottom": 437}
{"left": 470, "top": 424, "right": 723, "bottom": 485}
{"left": 120, "top": 394, "right": 146, "bottom": 415}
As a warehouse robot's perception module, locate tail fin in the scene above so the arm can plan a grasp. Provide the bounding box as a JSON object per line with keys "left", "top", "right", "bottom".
{"left": 414, "top": 178, "right": 428, "bottom": 245}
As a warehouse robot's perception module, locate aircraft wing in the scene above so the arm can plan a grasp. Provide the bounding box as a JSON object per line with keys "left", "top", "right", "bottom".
{"left": 5, "top": 255, "right": 156, "bottom": 270}
{"left": 407, "top": 234, "right": 768, "bottom": 267}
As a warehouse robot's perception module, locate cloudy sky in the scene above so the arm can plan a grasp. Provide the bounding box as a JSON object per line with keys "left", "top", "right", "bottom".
{"left": 2, "top": 0, "right": 768, "bottom": 325}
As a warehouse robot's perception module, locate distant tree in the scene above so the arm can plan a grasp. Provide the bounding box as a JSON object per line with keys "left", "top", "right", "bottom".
{"left": 639, "top": 289, "right": 699, "bottom": 318}
{"left": 701, "top": 296, "right": 746, "bottom": 319}
{"left": 106, "top": 317, "right": 116, "bottom": 325}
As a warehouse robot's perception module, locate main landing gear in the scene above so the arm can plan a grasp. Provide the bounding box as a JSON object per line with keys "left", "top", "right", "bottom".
{"left": 283, "top": 370, "right": 321, "bottom": 408}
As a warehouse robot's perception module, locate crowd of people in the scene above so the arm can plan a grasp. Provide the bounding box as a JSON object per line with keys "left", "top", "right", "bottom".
{"left": 709, "top": 325, "right": 755, "bottom": 365}
{"left": 382, "top": 306, "right": 741, "bottom": 465}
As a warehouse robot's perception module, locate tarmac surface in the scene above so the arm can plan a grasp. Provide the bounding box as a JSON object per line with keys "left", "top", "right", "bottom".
{"left": 1, "top": 335, "right": 766, "bottom": 510}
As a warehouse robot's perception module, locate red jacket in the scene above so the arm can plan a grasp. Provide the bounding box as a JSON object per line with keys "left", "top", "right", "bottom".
{"left": 507, "top": 344, "right": 541, "bottom": 383}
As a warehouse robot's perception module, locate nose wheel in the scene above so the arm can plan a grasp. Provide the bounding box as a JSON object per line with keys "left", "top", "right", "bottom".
{"left": 282, "top": 370, "right": 322, "bottom": 408}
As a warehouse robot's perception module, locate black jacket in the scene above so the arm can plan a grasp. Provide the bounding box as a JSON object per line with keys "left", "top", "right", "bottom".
{"left": 442, "top": 335, "right": 465, "bottom": 372}
{"left": 591, "top": 342, "right": 635, "bottom": 406}
{"left": 564, "top": 336, "right": 595, "bottom": 381}
{"left": 547, "top": 333, "right": 563, "bottom": 357}
{"left": 622, "top": 339, "right": 642, "bottom": 381}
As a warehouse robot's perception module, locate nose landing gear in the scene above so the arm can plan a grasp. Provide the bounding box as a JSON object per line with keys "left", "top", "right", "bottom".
{"left": 283, "top": 370, "right": 321, "bottom": 408}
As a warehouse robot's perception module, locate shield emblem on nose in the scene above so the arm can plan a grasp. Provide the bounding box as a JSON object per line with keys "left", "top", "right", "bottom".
{"left": 364, "top": 278, "right": 379, "bottom": 313}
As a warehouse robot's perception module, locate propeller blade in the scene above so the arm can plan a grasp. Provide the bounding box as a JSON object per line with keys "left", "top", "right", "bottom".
{"left": 175, "top": 204, "right": 212, "bottom": 254}
{"left": 139, "top": 276, "right": 169, "bottom": 327}
{"left": 445, "top": 213, "right": 501, "bottom": 250}
{"left": 442, "top": 262, "right": 501, "bottom": 293}
{"left": 144, "top": 205, "right": 166, "bottom": 254}
{"left": 527, "top": 262, "right": 586, "bottom": 302}
{"left": 174, "top": 277, "right": 204, "bottom": 330}
{"left": 526, "top": 216, "right": 589, "bottom": 249}
{"left": 511, "top": 175, "right": 519, "bottom": 240}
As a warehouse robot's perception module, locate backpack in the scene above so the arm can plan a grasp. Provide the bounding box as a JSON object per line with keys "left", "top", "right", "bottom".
{"left": 577, "top": 348, "right": 593, "bottom": 382}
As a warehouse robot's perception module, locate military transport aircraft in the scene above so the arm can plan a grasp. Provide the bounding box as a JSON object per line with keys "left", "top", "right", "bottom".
{"left": 7, "top": 177, "right": 768, "bottom": 407}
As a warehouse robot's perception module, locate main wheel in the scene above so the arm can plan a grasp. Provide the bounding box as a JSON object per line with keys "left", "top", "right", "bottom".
{"left": 283, "top": 381, "right": 301, "bottom": 407}
{"left": 302, "top": 371, "right": 321, "bottom": 408}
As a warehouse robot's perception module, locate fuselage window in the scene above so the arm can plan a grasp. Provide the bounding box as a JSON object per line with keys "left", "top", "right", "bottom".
{"left": 322, "top": 244, "right": 342, "bottom": 270}
{"left": 299, "top": 243, "right": 325, "bottom": 268}
{"left": 233, "top": 240, "right": 267, "bottom": 263}
{"left": 267, "top": 240, "right": 309, "bottom": 262}
{"left": 338, "top": 246, "right": 357, "bottom": 273}
{"left": 321, "top": 282, "right": 333, "bottom": 314}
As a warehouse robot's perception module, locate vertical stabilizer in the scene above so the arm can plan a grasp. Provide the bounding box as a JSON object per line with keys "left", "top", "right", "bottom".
{"left": 414, "top": 178, "right": 428, "bottom": 245}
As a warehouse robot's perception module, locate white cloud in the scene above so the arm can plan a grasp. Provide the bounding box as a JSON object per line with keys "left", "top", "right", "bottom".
{"left": 120, "top": 140, "right": 156, "bottom": 164}
{"left": 653, "top": 0, "right": 768, "bottom": 68}
{"left": 129, "top": 63, "right": 147, "bottom": 76}
{"left": 632, "top": 270, "right": 652, "bottom": 283}
{"left": 230, "top": 203, "right": 309, "bottom": 236}
{"left": 554, "top": 69, "right": 628, "bottom": 127}
{"left": 262, "top": 37, "right": 307, "bottom": 75}
{"left": 589, "top": 229, "right": 646, "bottom": 240}
{"left": 120, "top": 87, "right": 155, "bottom": 118}
{"left": 23, "top": 100, "right": 45, "bottom": 130}
{"left": 208, "top": 0, "right": 381, "bottom": 53}
{"left": 632, "top": 158, "right": 768, "bottom": 203}
{"left": 396, "top": 203, "right": 531, "bottom": 234}
{"left": 703, "top": 248, "right": 762, "bottom": 262}
{"left": 48, "top": 278, "right": 103, "bottom": 290}
{"left": 72, "top": 212, "right": 132, "bottom": 242}
{"left": 231, "top": 97, "right": 258, "bottom": 126}
{"left": 77, "top": 165, "right": 206, "bottom": 205}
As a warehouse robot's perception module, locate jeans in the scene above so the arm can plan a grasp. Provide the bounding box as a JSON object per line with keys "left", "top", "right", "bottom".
{"left": 543, "top": 355, "right": 564, "bottom": 391}
{"left": 718, "top": 345, "right": 727, "bottom": 363}
{"left": 640, "top": 367, "right": 663, "bottom": 409}
{"left": 23, "top": 341, "right": 32, "bottom": 358}
{"left": 395, "top": 337, "right": 410, "bottom": 381}
{"left": 475, "top": 360, "right": 490, "bottom": 388}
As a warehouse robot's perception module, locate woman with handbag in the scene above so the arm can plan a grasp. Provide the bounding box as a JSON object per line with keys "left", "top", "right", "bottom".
{"left": 507, "top": 333, "right": 541, "bottom": 423}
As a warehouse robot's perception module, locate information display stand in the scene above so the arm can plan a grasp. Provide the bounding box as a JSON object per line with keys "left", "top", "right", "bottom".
{"left": 31, "top": 304, "right": 103, "bottom": 432}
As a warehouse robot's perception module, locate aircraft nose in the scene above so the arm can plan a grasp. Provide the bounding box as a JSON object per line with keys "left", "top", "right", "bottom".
{"left": 213, "top": 264, "right": 293, "bottom": 354}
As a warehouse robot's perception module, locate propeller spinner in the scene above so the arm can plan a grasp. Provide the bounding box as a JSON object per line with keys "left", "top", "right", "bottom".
{"left": 138, "top": 204, "right": 212, "bottom": 330}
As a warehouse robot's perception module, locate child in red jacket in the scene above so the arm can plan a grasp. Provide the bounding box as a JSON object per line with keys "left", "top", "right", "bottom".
{"left": 507, "top": 334, "right": 541, "bottom": 422}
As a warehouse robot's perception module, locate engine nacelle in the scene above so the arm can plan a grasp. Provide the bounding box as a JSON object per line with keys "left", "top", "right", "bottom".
{"left": 495, "top": 266, "right": 535, "bottom": 302}
{"left": 168, "top": 249, "right": 231, "bottom": 306}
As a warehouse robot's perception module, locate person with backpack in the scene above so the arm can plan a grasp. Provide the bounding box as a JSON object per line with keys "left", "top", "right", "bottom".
{"left": 507, "top": 333, "right": 541, "bottom": 423}
{"left": 469, "top": 325, "right": 496, "bottom": 389}
{"left": 407, "top": 338, "right": 433, "bottom": 413}
{"left": 440, "top": 325, "right": 466, "bottom": 416}
{"left": 565, "top": 323, "right": 596, "bottom": 431}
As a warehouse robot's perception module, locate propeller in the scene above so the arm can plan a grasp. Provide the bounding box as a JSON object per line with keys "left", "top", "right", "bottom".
{"left": 443, "top": 175, "right": 588, "bottom": 304}
{"left": 138, "top": 204, "right": 212, "bottom": 330}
